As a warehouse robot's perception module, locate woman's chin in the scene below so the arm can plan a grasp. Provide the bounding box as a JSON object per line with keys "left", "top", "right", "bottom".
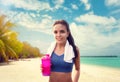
{"left": 56, "top": 41, "right": 63, "bottom": 44}
{"left": 56, "top": 40, "right": 66, "bottom": 44}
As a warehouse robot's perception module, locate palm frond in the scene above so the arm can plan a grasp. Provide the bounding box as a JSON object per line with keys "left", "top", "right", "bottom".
{"left": 0, "top": 15, "right": 6, "bottom": 29}
{"left": 0, "top": 40, "right": 8, "bottom": 62}
{"left": 0, "top": 49, "right": 8, "bottom": 62}
{"left": 0, "top": 20, "right": 15, "bottom": 35}
{"left": 5, "top": 44, "right": 18, "bottom": 60}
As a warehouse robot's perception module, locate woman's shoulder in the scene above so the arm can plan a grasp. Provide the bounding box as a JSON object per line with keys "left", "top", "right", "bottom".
{"left": 75, "top": 46, "right": 80, "bottom": 52}
{"left": 75, "top": 46, "right": 80, "bottom": 57}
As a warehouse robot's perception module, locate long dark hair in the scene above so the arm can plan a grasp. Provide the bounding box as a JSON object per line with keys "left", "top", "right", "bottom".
{"left": 53, "top": 20, "right": 78, "bottom": 59}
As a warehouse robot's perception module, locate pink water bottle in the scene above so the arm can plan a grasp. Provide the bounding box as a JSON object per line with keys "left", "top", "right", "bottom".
{"left": 41, "top": 54, "right": 51, "bottom": 76}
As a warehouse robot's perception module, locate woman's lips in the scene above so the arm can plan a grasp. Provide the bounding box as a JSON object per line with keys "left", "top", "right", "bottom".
{"left": 56, "top": 38, "right": 62, "bottom": 41}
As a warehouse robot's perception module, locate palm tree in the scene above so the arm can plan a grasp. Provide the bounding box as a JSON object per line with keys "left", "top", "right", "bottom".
{"left": 0, "top": 15, "right": 19, "bottom": 62}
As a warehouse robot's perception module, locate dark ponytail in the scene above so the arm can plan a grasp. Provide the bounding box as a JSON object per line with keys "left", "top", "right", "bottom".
{"left": 53, "top": 20, "right": 78, "bottom": 59}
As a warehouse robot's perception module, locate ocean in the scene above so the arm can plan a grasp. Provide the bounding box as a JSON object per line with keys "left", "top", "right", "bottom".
{"left": 80, "top": 56, "right": 120, "bottom": 69}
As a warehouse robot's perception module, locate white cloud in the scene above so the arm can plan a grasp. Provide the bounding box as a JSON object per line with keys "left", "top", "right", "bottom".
{"left": 0, "top": 3, "right": 54, "bottom": 34}
{"left": 16, "top": 13, "right": 52, "bottom": 31}
{"left": 52, "top": 0, "right": 64, "bottom": 9}
{"left": 80, "top": 0, "right": 91, "bottom": 10}
{"left": 0, "top": 8, "right": 53, "bottom": 34}
{"left": 53, "top": 0, "right": 64, "bottom": 5}
{"left": 75, "top": 13, "right": 116, "bottom": 25}
{"left": 0, "top": 10, "right": 16, "bottom": 21}
{"left": 110, "top": 9, "right": 120, "bottom": 15}
{"left": 16, "top": 13, "right": 54, "bottom": 34}
{"left": 105, "top": 0, "right": 120, "bottom": 19}
{"left": 71, "top": 14, "right": 120, "bottom": 56}
{"left": 0, "top": 0, "right": 51, "bottom": 11}
{"left": 42, "top": 15, "right": 52, "bottom": 19}
{"left": 71, "top": 4, "right": 78, "bottom": 10}
{"left": 70, "top": 21, "right": 120, "bottom": 56}
{"left": 85, "top": 4, "right": 91, "bottom": 10}
{"left": 30, "top": 13, "right": 36, "bottom": 18}
{"left": 105, "top": 0, "right": 120, "bottom": 7}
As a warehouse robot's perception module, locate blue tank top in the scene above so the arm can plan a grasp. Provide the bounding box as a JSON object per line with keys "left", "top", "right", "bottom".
{"left": 51, "top": 52, "right": 74, "bottom": 73}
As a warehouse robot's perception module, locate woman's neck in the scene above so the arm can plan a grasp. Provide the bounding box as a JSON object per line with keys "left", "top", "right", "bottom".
{"left": 56, "top": 41, "right": 66, "bottom": 48}
{"left": 54, "top": 42, "right": 66, "bottom": 55}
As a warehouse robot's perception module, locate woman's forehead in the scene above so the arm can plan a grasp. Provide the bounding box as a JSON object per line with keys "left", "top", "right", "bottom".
{"left": 53, "top": 24, "right": 66, "bottom": 30}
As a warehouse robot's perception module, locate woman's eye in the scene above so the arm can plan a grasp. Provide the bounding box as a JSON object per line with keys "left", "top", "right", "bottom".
{"left": 54, "top": 30, "right": 65, "bottom": 34}
{"left": 60, "top": 30, "right": 65, "bottom": 33}
{"left": 54, "top": 31, "right": 57, "bottom": 34}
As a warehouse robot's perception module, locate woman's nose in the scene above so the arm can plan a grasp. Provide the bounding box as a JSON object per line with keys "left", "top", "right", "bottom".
{"left": 56, "top": 32, "right": 61, "bottom": 37}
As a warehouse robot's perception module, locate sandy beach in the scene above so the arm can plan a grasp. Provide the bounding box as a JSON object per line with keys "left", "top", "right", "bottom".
{"left": 0, "top": 58, "right": 120, "bottom": 82}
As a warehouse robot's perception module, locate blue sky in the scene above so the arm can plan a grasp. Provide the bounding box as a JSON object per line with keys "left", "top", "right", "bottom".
{"left": 0, "top": 0, "right": 120, "bottom": 56}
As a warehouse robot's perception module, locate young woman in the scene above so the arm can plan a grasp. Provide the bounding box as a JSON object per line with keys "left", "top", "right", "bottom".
{"left": 42, "top": 20, "right": 80, "bottom": 82}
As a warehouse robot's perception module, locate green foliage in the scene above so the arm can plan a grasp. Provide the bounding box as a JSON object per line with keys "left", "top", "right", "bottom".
{"left": 0, "top": 15, "right": 22, "bottom": 62}
{"left": 0, "top": 15, "right": 43, "bottom": 62}
{"left": 0, "top": 40, "right": 7, "bottom": 62}
{"left": 19, "top": 41, "right": 41, "bottom": 58}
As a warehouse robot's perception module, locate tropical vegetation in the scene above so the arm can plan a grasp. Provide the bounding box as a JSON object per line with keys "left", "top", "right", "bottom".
{"left": 0, "top": 15, "right": 43, "bottom": 63}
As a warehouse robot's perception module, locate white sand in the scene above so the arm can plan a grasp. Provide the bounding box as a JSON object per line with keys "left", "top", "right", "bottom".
{"left": 0, "top": 58, "right": 120, "bottom": 82}
{"left": 80, "top": 64, "right": 120, "bottom": 82}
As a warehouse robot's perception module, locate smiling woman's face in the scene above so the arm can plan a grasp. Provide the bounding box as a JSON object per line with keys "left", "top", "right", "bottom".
{"left": 53, "top": 24, "right": 69, "bottom": 44}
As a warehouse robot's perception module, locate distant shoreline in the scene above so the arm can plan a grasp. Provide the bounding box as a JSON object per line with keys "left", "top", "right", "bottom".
{"left": 81, "top": 56, "right": 118, "bottom": 57}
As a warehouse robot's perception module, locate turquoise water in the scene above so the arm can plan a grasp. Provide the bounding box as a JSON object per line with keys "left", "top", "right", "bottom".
{"left": 80, "top": 56, "right": 120, "bottom": 69}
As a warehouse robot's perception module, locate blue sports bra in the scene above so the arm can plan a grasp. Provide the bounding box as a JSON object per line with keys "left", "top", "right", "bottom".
{"left": 51, "top": 52, "right": 74, "bottom": 73}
